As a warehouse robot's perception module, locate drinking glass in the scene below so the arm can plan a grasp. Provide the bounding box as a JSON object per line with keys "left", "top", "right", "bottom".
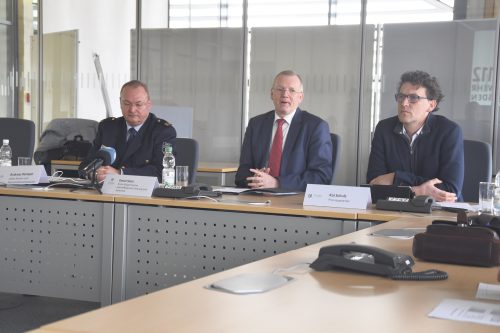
{"left": 175, "top": 166, "right": 189, "bottom": 186}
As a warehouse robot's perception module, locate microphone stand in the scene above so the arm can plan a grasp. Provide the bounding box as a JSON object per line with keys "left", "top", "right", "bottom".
{"left": 90, "top": 161, "right": 103, "bottom": 194}
{"left": 71, "top": 159, "right": 103, "bottom": 194}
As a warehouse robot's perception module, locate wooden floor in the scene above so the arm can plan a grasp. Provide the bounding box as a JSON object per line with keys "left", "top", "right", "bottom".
{"left": 0, "top": 293, "right": 98, "bottom": 333}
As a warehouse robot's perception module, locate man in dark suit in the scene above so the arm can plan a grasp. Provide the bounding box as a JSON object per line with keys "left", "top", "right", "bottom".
{"left": 80, "top": 80, "right": 176, "bottom": 182}
{"left": 235, "top": 70, "right": 333, "bottom": 191}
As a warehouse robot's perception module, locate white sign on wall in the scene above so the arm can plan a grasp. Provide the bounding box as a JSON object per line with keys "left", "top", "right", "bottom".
{"left": 470, "top": 30, "right": 495, "bottom": 106}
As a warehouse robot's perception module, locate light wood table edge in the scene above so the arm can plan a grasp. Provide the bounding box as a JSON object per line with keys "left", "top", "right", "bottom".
{"left": 32, "top": 216, "right": 500, "bottom": 333}
{"left": 114, "top": 194, "right": 358, "bottom": 220}
{"left": 0, "top": 187, "right": 114, "bottom": 202}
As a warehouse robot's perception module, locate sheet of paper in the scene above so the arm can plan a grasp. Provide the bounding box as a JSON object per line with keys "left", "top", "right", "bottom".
{"left": 476, "top": 283, "right": 500, "bottom": 301}
{"left": 211, "top": 186, "right": 248, "bottom": 194}
{"left": 369, "top": 228, "right": 425, "bottom": 239}
{"left": 433, "top": 201, "right": 475, "bottom": 211}
{"left": 428, "top": 298, "right": 500, "bottom": 327}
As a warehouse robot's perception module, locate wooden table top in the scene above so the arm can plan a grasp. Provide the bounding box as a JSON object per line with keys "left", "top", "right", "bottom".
{"left": 30, "top": 216, "right": 500, "bottom": 333}
{"left": 0, "top": 186, "right": 115, "bottom": 202}
{"left": 1, "top": 186, "right": 458, "bottom": 221}
{"left": 114, "top": 192, "right": 360, "bottom": 220}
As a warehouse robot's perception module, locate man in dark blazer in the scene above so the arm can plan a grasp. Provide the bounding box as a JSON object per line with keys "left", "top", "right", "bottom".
{"left": 80, "top": 80, "right": 176, "bottom": 182}
{"left": 235, "top": 70, "right": 333, "bottom": 191}
{"left": 367, "top": 70, "right": 463, "bottom": 202}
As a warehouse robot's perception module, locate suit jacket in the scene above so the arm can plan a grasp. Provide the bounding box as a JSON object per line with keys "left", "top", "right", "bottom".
{"left": 80, "top": 113, "right": 176, "bottom": 180}
{"left": 235, "top": 108, "right": 333, "bottom": 191}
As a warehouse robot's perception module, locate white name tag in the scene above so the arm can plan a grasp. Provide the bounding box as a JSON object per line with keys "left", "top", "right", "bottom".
{"left": 303, "top": 184, "right": 371, "bottom": 209}
{"left": 0, "top": 165, "right": 49, "bottom": 184}
{"left": 101, "top": 174, "right": 159, "bottom": 197}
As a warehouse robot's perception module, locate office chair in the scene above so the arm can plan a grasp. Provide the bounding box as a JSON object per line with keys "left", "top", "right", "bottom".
{"left": 462, "top": 139, "right": 492, "bottom": 202}
{"left": 33, "top": 118, "right": 98, "bottom": 175}
{"left": 330, "top": 133, "right": 341, "bottom": 184}
{"left": 174, "top": 138, "right": 199, "bottom": 185}
{"left": 0, "top": 118, "right": 36, "bottom": 165}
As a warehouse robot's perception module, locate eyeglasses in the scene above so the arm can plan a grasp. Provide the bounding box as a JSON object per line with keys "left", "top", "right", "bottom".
{"left": 273, "top": 87, "right": 303, "bottom": 95}
{"left": 395, "top": 93, "right": 429, "bottom": 103}
{"left": 121, "top": 100, "right": 149, "bottom": 110}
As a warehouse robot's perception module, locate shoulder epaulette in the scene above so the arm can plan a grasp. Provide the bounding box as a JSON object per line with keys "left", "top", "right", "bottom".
{"left": 102, "top": 116, "right": 117, "bottom": 123}
{"left": 156, "top": 118, "right": 172, "bottom": 127}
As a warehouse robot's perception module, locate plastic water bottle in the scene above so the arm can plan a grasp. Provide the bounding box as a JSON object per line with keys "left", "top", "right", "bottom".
{"left": 162, "top": 143, "right": 175, "bottom": 188}
{"left": 0, "top": 139, "right": 12, "bottom": 167}
{"left": 493, "top": 170, "right": 500, "bottom": 216}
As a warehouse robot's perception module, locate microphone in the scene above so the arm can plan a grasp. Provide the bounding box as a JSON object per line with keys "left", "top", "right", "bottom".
{"left": 80, "top": 147, "right": 117, "bottom": 176}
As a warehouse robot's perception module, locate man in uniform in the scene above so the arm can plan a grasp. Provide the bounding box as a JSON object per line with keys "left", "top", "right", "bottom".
{"left": 80, "top": 80, "right": 176, "bottom": 182}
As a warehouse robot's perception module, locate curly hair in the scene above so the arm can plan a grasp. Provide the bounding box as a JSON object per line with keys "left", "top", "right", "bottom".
{"left": 397, "top": 70, "right": 444, "bottom": 111}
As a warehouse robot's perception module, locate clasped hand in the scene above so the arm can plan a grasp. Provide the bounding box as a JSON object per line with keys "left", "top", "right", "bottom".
{"left": 247, "top": 168, "right": 279, "bottom": 189}
{"left": 95, "top": 166, "right": 119, "bottom": 182}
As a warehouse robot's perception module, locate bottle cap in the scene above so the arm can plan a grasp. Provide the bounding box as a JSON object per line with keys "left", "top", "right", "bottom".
{"left": 163, "top": 142, "right": 172, "bottom": 153}
{"left": 2, "top": 139, "right": 8, "bottom": 145}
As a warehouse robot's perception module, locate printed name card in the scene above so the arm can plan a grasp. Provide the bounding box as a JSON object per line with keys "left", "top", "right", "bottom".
{"left": 101, "top": 174, "right": 158, "bottom": 197}
{"left": 0, "top": 165, "right": 48, "bottom": 184}
{"left": 303, "top": 184, "right": 371, "bottom": 209}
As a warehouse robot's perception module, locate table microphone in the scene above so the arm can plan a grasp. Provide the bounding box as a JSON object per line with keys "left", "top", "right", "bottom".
{"left": 80, "top": 146, "right": 117, "bottom": 176}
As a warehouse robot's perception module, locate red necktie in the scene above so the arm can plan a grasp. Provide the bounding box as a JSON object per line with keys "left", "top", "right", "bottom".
{"left": 268, "top": 119, "right": 285, "bottom": 177}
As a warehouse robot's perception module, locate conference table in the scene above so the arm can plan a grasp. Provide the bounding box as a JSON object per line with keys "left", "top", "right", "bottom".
{"left": 0, "top": 186, "right": 353, "bottom": 305}
{"left": 28, "top": 216, "right": 500, "bottom": 333}
{"left": 0, "top": 185, "right": 458, "bottom": 307}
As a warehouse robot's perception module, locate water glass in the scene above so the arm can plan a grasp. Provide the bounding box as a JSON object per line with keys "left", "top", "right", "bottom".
{"left": 18, "top": 157, "right": 32, "bottom": 166}
{"left": 493, "top": 186, "right": 500, "bottom": 216}
{"left": 175, "top": 166, "right": 189, "bottom": 186}
{"left": 478, "top": 182, "right": 494, "bottom": 214}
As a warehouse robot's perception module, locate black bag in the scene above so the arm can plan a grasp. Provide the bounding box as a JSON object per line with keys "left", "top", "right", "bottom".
{"left": 34, "top": 135, "right": 92, "bottom": 175}
{"left": 61, "top": 135, "right": 92, "bottom": 161}
{"left": 412, "top": 214, "right": 500, "bottom": 267}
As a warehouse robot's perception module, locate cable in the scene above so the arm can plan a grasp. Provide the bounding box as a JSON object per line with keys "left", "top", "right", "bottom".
{"left": 184, "top": 195, "right": 219, "bottom": 202}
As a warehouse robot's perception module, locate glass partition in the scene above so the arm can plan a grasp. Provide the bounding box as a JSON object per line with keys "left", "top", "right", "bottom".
{"left": 0, "top": 0, "right": 14, "bottom": 118}
{"left": 248, "top": 25, "right": 368, "bottom": 185}
{"left": 9, "top": 0, "right": 500, "bottom": 183}
{"left": 135, "top": 27, "right": 245, "bottom": 163}
{"left": 41, "top": 0, "right": 135, "bottom": 126}
{"left": 361, "top": 0, "right": 499, "bottom": 184}
{"left": 140, "top": 0, "right": 245, "bottom": 163}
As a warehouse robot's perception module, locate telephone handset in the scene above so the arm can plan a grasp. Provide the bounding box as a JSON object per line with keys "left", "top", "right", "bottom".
{"left": 310, "top": 244, "right": 447, "bottom": 281}
{"left": 375, "top": 195, "right": 434, "bottom": 213}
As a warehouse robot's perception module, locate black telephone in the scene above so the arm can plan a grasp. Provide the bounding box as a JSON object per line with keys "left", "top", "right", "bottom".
{"left": 310, "top": 244, "right": 447, "bottom": 280}
{"left": 152, "top": 183, "right": 222, "bottom": 199}
{"left": 375, "top": 195, "right": 434, "bottom": 213}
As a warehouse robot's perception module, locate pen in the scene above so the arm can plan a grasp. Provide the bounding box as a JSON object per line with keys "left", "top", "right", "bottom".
{"left": 248, "top": 200, "right": 271, "bottom": 206}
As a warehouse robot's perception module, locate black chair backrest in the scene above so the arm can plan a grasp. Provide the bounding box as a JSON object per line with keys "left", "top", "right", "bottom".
{"left": 463, "top": 139, "right": 492, "bottom": 202}
{"left": 330, "top": 133, "right": 341, "bottom": 184}
{"left": 0, "top": 118, "right": 36, "bottom": 165}
{"left": 174, "top": 138, "right": 199, "bottom": 185}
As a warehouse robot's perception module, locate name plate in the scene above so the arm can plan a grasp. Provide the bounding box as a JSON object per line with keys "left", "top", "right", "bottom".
{"left": 0, "top": 165, "right": 48, "bottom": 184}
{"left": 101, "top": 174, "right": 159, "bottom": 197}
{"left": 303, "top": 184, "right": 371, "bottom": 209}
